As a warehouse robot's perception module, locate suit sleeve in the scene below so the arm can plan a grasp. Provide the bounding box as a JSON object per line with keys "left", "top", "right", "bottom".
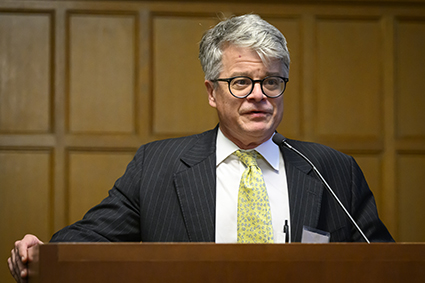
{"left": 349, "top": 156, "right": 394, "bottom": 242}
{"left": 50, "top": 147, "right": 144, "bottom": 242}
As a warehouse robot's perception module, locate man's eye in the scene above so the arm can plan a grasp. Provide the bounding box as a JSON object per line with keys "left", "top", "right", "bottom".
{"left": 265, "top": 79, "right": 278, "bottom": 86}
{"left": 233, "top": 79, "right": 250, "bottom": 86}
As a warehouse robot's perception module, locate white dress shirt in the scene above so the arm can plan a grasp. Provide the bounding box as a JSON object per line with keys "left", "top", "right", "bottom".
{"left": 215, "top": 128, "right": 291, "bottom": 243}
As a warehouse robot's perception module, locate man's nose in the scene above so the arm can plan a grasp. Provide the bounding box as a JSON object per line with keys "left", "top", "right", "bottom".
{"left": 247, "top": 82, "right": 265, "bottom": 101}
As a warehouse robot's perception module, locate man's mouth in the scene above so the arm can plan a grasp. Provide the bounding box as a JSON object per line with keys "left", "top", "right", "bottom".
{"left": 244, "top": 109, "right": 272, "bottom": 115}
{"left": 243, "top": 109, "right": 272, "bottom": 118}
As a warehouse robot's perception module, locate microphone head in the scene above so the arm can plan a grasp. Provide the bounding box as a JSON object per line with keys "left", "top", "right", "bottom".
{"left": 272, "top": 132, "right": 287, "bottom": 146}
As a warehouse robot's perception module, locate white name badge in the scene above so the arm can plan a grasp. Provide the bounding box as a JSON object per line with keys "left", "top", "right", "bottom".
{"left": 301, "top": 226, "right": 330, "bottom": 243}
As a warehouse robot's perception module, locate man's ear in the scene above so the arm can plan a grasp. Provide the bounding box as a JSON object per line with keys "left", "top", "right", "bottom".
{"left": 205, "top": 80, "right": 217, "bottom": 108}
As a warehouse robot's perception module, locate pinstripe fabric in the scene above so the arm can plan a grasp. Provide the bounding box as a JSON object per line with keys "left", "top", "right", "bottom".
{"left": 282, "top": 139, "right": 393, "bottom": 242}
{"left": 50, "top": 128, "right": 393, "bottom": 243}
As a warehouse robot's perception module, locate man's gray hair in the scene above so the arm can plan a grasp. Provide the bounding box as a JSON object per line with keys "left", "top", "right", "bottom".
{"left": 199, "top": 14, "right": 290, "bottom": 81}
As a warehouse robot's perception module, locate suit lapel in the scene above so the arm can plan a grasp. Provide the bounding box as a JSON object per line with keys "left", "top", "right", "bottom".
{"left": 174, "top": 129, "right": 217, "bottom": 242}
{"left": 282, "top": 145, "right": 324, "bottom": 242}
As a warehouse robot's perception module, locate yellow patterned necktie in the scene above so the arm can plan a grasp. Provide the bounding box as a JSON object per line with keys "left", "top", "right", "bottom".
{"left": 235, "top": 150, "right": 274, "bottom": 243}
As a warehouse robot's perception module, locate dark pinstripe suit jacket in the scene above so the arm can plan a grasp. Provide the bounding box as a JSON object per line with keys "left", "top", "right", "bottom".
{"left": 51, "top": 127, "right": 393, "bottom": 243}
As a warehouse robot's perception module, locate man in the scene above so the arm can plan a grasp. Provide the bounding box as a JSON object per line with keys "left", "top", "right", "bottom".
{"left": 8, "top": 14, "right": 393, "bottom": 282}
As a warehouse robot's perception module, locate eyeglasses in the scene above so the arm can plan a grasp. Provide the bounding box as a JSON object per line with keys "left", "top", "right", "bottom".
{"left": 212, "top": 76, "right": 289, "bottom": 98}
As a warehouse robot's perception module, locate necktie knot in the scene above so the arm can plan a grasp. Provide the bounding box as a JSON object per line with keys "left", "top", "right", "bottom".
{"left": 235, "top": 150, "right": 258, "bottom": 168}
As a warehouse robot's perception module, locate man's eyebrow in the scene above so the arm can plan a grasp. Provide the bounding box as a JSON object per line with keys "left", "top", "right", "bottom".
{"left": 265, "top": 72, "right": 282, "bottom": 76}
{"left": 229, "top": 72, "right": 282, "bottom": 77}
{"left": 228, "top": 72, "right": 250, "bottom": 77}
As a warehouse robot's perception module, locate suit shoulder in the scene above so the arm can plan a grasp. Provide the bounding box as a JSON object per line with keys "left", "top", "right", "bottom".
{"left": 286, "top": 138, "right": 352, "bottom": 163}
{"left": 146, "top": 128, "right": 215, "bottom": 147}
{"left": 134, "top": 128, "right": 217, "bottom": 158}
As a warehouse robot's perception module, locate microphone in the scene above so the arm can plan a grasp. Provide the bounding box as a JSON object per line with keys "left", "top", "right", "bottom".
{"left": 272, "top": 133, "right": 370, "bottom": 243}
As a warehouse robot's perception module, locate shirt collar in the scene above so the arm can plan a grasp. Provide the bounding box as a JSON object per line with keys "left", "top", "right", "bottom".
{"left": 216, "top": 128, "right": 280, "bottom": 171}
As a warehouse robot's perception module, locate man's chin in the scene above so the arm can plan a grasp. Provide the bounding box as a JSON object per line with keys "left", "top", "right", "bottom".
{"left": 242, "top": 123, "right": 275, "bottom": 139}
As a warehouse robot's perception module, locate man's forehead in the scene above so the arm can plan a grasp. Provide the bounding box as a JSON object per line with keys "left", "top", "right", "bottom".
{"left": 221, "top": 45, "right": 288, "bottom": 75}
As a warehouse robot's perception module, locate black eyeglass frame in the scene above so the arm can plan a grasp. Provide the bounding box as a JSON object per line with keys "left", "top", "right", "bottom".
{"left": 212, "top": 76, "right": 289, "bottom": 98}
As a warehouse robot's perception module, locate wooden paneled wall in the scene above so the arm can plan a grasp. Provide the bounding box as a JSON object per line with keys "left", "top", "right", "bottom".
{"left": 1, "top": 0, "right": 425, "bottom": 281}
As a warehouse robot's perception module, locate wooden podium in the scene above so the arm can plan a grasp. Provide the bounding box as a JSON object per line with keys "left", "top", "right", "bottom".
{"left": 28, "top": 243, "right": 425, "bottom": 282}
